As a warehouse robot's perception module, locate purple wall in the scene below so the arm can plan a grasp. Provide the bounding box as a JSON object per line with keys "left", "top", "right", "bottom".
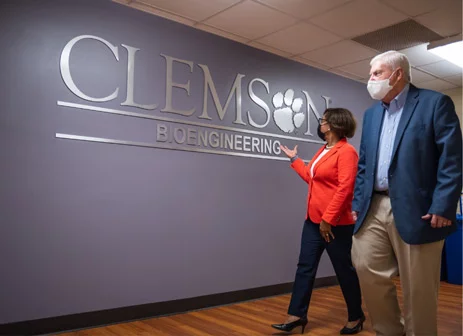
{"left": 0, "top": 0, "right": 373, "bottom": 323}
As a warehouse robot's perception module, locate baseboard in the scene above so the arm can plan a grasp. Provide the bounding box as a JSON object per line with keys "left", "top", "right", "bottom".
{"left": 0, "top": 276, "right": 338, "bottom": 336}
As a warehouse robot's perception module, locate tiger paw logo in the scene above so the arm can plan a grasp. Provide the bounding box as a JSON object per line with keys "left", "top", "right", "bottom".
{"left": 272, "top": 89, "right": 305, "bottom": 133}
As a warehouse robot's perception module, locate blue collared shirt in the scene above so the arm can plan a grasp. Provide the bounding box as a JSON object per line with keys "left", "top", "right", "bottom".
{"left": 375, "top": 84, "right": 410, "bottom": 191}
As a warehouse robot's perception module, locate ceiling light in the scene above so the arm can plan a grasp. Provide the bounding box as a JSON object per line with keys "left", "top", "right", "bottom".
{"left": 427, "top": 34, "right": 463, "bottom": 68}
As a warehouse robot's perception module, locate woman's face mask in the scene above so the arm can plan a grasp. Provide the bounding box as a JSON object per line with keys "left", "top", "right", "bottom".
{"left": 367, "top": 69, "right": 397, "bottom": 100}
{"left": 317, "top": 124, "right": 326, "bottom": 141}
{"left": 317, "top": 117, "right": 329, "bottom": 141}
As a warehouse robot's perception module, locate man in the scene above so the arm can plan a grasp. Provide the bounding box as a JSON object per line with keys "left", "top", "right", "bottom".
{"left": 351, "top": 50, "right": 462, "bottom": 336}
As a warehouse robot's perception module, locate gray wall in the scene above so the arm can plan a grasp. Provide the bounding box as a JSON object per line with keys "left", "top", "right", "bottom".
{"left": 0, "top": 0, "right": 373, "bottom": 324}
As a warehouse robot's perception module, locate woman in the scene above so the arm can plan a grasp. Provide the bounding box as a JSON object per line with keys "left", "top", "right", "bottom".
{"left": 272, "top": 108, "right": 364, "bottom": 335}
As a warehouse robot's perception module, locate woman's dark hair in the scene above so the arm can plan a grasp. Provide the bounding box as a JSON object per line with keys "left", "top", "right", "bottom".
{"left": 324, "top": 108, "right": 357, "bottom": 138}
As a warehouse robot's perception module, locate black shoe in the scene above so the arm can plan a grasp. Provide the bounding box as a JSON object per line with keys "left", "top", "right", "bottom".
{"left": 271, "top": 318, "right": 308, "bottom": 334}
{"left": 339, "top": 315, "right": 366, "bottom": 335}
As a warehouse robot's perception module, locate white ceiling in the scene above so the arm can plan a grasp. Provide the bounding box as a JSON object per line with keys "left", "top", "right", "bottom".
{"left": 113, "top": 0, "right": 462, "bottom": 92}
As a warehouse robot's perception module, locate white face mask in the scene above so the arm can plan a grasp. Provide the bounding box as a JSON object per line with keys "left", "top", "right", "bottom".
{"left": 367, "top": 70, "right": 396, "bottom": 100}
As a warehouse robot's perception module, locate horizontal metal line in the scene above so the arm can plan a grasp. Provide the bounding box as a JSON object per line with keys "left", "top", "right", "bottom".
{"left": 57, "top": 101, "right": 324, "bottom": 144}
{"left": 55, "top": 133, "right": 302, "bottom": 161}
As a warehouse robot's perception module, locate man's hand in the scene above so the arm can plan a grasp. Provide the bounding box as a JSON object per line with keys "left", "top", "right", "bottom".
{"left": 422, "top": 213, "right": 452, "bottom": 228}
{"left": 320, "top": 220, "right": 335, "bottom": 243}
{"left": 351, "top": 211, "right": 358, "bottom": 222}
{"left": 280, "top": 144, "right": 298, "bottom": 159}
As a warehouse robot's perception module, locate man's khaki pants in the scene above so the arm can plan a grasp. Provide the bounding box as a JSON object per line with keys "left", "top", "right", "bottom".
{"left": 352, "top": 194, "right": 444, "bottom": 336}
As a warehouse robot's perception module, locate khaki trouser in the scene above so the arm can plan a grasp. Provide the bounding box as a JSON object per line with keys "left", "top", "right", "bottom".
{"left": 352, "top": 194, "right": 444, "bottom": 336}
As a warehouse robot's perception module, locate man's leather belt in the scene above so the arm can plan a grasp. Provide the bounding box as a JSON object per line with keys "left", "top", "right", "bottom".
{"left": 374, "top": 190, "right": 389, "bottom": 196}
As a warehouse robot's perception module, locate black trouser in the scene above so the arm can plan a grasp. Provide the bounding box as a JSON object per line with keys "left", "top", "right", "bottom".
{"left": 288, "top": 219, "right": 363, "bottom": 321}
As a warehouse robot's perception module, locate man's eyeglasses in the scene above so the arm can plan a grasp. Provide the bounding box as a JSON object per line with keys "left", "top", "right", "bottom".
{"left": 318, "top": 118, "right": 328, "bottom": 125}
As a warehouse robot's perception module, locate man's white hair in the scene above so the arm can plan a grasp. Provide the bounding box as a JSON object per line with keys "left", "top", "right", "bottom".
{"left": 370, "top": 50, "right": 412, "bottom": 83}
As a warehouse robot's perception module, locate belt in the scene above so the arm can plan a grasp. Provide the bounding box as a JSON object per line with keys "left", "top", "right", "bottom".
{"left": 374, "top": 189, "right": 389, "bottom": 196}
